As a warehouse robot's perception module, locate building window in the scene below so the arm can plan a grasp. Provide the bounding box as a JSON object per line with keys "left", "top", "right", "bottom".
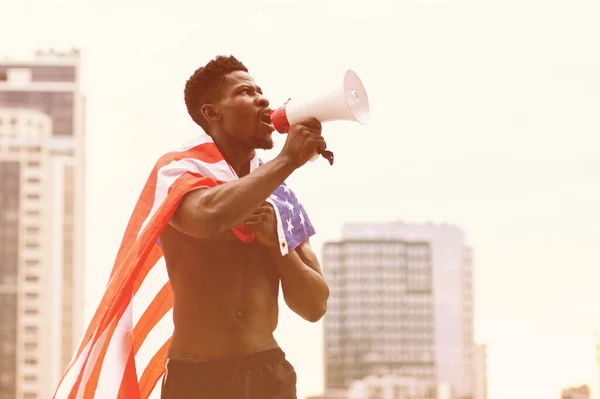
{"left": 24, "top": 342, "right": 37, "bottom": 351}
{"left": 24, "top": 358, "right": 38, "bottom": 366}
{"left": 24, "top": 308, "right": 38, "bottom": 316}
{"left": 24, "top": 326, "right": 37, "bottom": 334}
{"left": 25, "top": 292, "right": 38, "bottom": 300}
{"left": 25, "top": 226, "right": 39, "bottom": 234}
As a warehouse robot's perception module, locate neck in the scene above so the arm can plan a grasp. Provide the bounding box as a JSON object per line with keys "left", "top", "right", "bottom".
{"left": 209, "top": 130, "right": 255, "bottom": 177}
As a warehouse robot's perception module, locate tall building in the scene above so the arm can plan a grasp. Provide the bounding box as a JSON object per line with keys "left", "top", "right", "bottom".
{"left": 473, "top": 344, "right": 487, "bottom": 399}
{"left": 0, "top": 49, "right": 86, "bottom": 399}
{"left": 322, "top": 222, "right": 475, "bottom": 399}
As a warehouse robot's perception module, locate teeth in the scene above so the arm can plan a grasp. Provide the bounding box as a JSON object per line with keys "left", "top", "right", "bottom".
{"left": 261, "top": 113, "right": 272, "bottom": 124}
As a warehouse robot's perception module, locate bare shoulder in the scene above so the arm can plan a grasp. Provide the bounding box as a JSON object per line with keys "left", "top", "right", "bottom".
{"left": 168, "top": 187, "right": 210, "bottom": 238}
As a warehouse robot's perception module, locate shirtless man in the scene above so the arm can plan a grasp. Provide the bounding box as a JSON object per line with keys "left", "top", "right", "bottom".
{"left": 158, "top": 55, "right": 330, "bottom": 399}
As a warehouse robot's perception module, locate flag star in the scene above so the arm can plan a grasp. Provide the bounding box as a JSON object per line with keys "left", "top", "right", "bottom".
{"left": 283, "top": 185, "right": 291, "bottom": 193}
{"left": 299, "top": 211, "right": 305, "bottom": 225}
{"left": 285, "top": 199, "right": 294, "bottom": 213}
{"left": 286, "top": 218, "right": 294, "bottom": 233}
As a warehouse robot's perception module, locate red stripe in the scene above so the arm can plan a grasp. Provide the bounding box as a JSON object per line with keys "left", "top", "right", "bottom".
{"left": 132, "top": 283, "right": 172, "bottom": 355}
{"left": 116, "top": 350, "right": 141, "bottom": 399}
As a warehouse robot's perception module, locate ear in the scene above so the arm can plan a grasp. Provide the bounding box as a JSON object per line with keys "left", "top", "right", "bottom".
{"left": 200, "top": 104, "right": 220, "bottom": 123}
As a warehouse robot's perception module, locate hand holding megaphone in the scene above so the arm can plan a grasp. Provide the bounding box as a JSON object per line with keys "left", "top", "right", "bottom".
{"left": 278, "top": 118, "right": 330, "bottom": 168}
{"left": 270, "top": 69, "right": 370, "bottom": 165}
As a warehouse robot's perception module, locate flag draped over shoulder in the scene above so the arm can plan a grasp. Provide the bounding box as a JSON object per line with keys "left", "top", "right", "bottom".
{"left": 52, "top": 134, "right": 316, "bottom": 399}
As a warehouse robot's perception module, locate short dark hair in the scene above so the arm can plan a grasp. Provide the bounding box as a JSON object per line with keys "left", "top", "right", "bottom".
{"left": 184, "top": 55, "right": 249, "bottom": 132}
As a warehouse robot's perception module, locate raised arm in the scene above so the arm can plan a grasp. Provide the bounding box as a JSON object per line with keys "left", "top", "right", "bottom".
{"left": 169, "top": 118, "right": 327, "bottom": 239}
{"left": 169, "top": 156, "right": 295, "bottom": 238}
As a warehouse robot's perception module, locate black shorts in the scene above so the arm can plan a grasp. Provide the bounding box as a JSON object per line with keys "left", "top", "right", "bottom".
{"left": 160, "top": 348, "right": 297, "bottom": 399}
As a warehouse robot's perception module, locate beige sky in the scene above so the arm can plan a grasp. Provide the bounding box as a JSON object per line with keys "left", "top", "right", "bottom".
{"left": 2, "top": 0, "right": 600, "bottom": 398}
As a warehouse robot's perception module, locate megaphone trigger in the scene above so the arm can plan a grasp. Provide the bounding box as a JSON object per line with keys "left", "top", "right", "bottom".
{"left": 319, "top": 150, "right": 334, "bottom": 165}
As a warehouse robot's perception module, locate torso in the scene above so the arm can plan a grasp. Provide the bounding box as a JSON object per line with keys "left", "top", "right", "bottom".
{"left": 160, "top": 224, "right": 280, "bottom": 358}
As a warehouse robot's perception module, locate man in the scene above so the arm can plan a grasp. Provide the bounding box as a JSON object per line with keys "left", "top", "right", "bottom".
{"left": 159, "top": 55, "right": 330, "bottom": 398}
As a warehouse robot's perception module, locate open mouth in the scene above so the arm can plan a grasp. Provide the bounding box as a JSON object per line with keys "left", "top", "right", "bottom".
{"left": 260, "top": 111, "right": 272, "bottom": 125}
{"left": 259, "top": 111, "right": 274, "bottom": 130}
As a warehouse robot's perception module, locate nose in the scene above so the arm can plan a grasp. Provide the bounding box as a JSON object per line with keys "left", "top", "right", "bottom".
{"left": 254, "top": 93, "right": 269, "bottom": 108}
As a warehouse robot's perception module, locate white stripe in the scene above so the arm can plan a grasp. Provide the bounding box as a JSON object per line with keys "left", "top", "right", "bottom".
{"left": 132, "top": 258, "right": 168, "bottom": 327}
{"left": 265, "top": 197, "right": 289, "bottom": 256}
{"left": 93, "top": 302, "right": 134, "bottom": 399}
{"left": 73, "top": 328, "right": 110, "bottom": 399}
{"left": 147, "top": 378, "right": 163, "bottom": 399}
{"left": 53, "top": 336, "right": 94, "bottom": 399}
{"left": 134, "top": 308, "right": 173, "bottom": 380}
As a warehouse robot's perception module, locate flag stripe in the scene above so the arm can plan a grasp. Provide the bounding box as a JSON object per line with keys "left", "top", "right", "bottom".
{"left": 133, "top": 282, "right": 172, "bottom": 355}
{"left": 69, "top": 327, "right": 110, "bottom": 399}
{"left": 82, "top": 296, "right": 132, "bottom": 398}
{"left": 53, "top": 333, "right": 93, "bottom": 399}
{"left": 116, "top": 350, "right": 141, "bottom": 399}
{"left": 133, "top": 245, "right": 164, "bottom": 294}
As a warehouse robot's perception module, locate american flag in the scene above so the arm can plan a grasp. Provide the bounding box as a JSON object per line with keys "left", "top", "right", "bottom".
{"left": 52, "top": 134, "right": 316, "bottom": 399}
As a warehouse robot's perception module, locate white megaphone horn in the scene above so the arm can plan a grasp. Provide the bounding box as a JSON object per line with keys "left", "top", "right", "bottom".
{"left": 270, "top": 68, "right": 370, "bottom": 138}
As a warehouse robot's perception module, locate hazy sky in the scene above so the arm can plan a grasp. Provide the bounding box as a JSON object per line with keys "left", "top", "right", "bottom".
{"left": 2, "top": 0, "right": 600, "bottom": 398}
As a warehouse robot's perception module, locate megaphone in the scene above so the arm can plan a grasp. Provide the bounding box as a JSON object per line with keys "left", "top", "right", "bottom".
{"left": 270, "top": 69, "right": 370, "bottom": 135}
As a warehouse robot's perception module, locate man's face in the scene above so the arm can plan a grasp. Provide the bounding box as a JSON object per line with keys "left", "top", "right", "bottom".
{"left": 213, "top": 70, "right": 275, "bottom": 150}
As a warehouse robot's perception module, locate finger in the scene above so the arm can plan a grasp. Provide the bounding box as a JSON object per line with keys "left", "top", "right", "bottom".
{"left": 245, "top": 213, "right": 266, "bottom": 225}
{"left": 310, "top": 136, "right": 327, "bottom": 153}
{"left": 247, "top": 206, "right": 269, "bottom": 218}
{"left": 245, "top": 220, "right": 266, "bottom": 232}
{"left": 258, "top": 202, "right": 273, "bottom": 212}
{"left": 300, "top": 118, "right": 322, "bottom": 130}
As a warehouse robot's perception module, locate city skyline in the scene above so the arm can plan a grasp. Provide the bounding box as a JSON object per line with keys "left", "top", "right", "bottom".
{"left": 1, "top": 0, "right": 599, "bottom": 398}
{"left": 0, "top": 52, "right": 86, "bottom": 399}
